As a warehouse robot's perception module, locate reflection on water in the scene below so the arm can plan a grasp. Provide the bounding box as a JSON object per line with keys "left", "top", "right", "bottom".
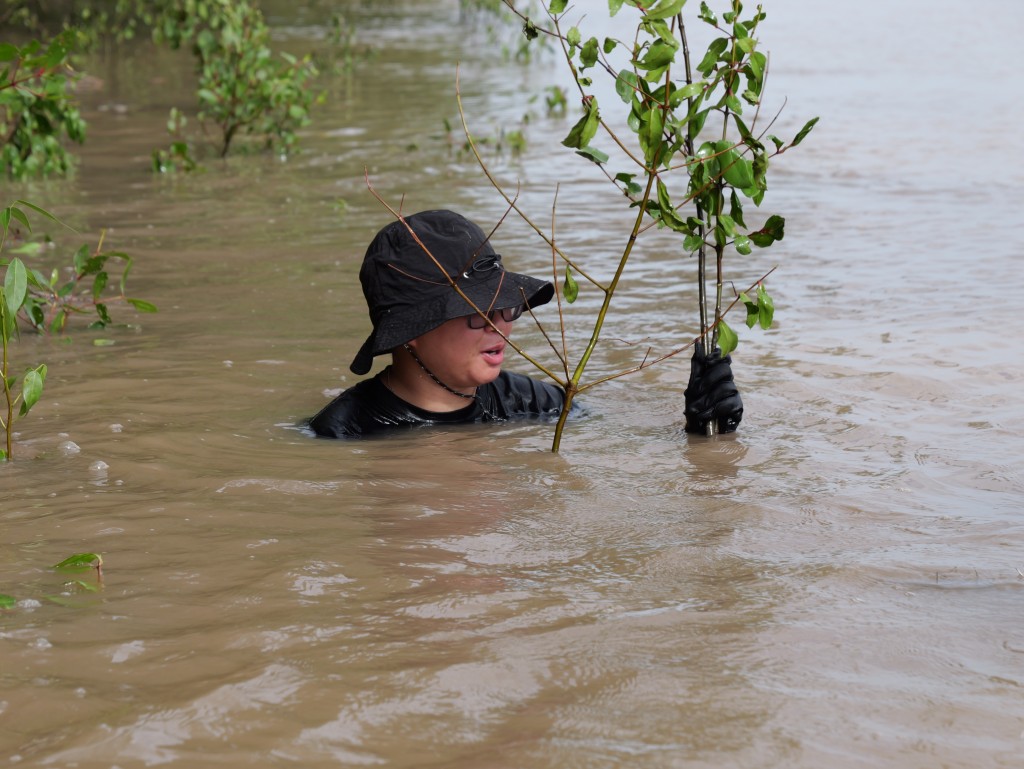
{"left": 2, "top": 1, "right": 1023, "bottom": 767}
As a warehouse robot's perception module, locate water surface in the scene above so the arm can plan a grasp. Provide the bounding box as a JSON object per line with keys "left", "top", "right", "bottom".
{"left": 2, "top": 1, "right": 1022, "bottom": 767}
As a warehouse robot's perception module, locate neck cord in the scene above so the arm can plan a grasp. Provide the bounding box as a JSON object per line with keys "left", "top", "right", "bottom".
{"left": 402, "top": 344, "right": 476, "bottom": 401}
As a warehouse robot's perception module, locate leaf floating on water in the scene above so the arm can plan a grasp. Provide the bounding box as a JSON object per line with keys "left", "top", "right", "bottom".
{"left": 53, "top": 553, "right": 103, "bottom": 573}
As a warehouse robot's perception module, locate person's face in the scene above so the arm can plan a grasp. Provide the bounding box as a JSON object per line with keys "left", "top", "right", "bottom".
{"left": 406, "top": 311, "right": 516, "bottom": 389}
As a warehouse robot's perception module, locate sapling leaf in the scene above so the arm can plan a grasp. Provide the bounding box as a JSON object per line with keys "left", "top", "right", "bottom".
{"left": 718, "top": 144, "right": 754, "bottom": 188}
{"left": 609, "top": 0, "right": 626, "bottom": 16}
{"left": 14, "top": 199, "right": 61, "bottom": 227}
{"left": 563, "top": 265, "right": 579, "bottom": 303}
{"left": 92, "top": 271, "right": 108, "bottom": 301}
{"left": 561, "top": 97, "right": 600, "bottom": 149}
{"left": 9, "top": 242, "right": 42, "bottom": 255}
{"left": 575, "top": 146, "right": 609, "bottom": 164}
{"left": 717, "top": 319, "right": 738, "bottom": 356}
{"left": 9, "top": 207, "right": 31, "bottom": 232}
{"left": 615, "top": 69, "right": 638, "bottom": 104}
{"left": 749, "top": 214, "right": 785, "bottom": 247}
{"left": 614, "top": 172, "right": 643, "bottom": 197}
{"left": 3, "top": 257, "right": 28, "bottom": 312}
{"left": 791, "top": 117, "right": 819, "bottom": 147}
{"left": 72, "top": 244, "right": 91, "bottom": 274}
{"left": 53, "top": 553, "right": 103, "bottom": 572}
{"left": 684, "top": 233, "right": 704, "bottom": 252}
{"left": 757, "top": 284, "right": 775, "bottom": 328}
{"left": 0, "top": 593, "right": 15, "bottom": 609}
{"left": 127, "top": 298, "right": 158, "bottom": 313}
{"left": 644, "top": 0, "right": 686, "bottom": 20}
{"left": 697, "top": 38, "right": 728, "bottom": 76}
{"left": 580, "top": 37, "right": 600, "bottom": 69}
{"left": 567, "top": 26, "right": 581, "bottom": 51}
{"left": 740, "top": 292, "right": 759, "bottom": 328}
{"left": 549, "top": 0, "right": 568, "bottom": 13}
{"left": 734, "top": 234, "right": 752, "bottom": 255}
{"left": 678, "top": 81, "right": 707, "bottom": 100}
{"left": 20, "top": 365, "right": 46, "bottom": 415}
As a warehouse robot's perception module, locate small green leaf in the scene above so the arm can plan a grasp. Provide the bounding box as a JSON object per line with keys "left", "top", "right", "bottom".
{"left": 563, "top": 265, "right": 579, "bottom": 303}
{"left": 0, "top": 593, "right": 15, "bottom": 609}
{"left": 92, "top": 271, "right": 108, "bottom": 302}
{"left": 791, "top": 116, "right": 819, "bottom": 147}
{"left": 9, "top": 207, "right": 30, "bottom": 232}
{"left": 749, "top": 214, "right": 785, "bottom": 247}
{"left": 740, "top": 292, "right": 758, "bottom": 328}
{"left": 73, "top": 244, "right": 91, "bottom": 274}
{"left": 644, "top": 0, "right": 686, "bottom": 20}
{"left": 677, "top": 81, "right": 706, "bottom": 101}
{"left": 127, "top": 298, "right": 158, "bottom": 313}
{"left": 549, "top": 0, "right": 568, "bottom": 12}
{"left": 561, "top": 97, "right": 600, "bottom": 149}
{"left": 580, "top": 37, "right": 600, "bottom": 69}
{"left": 575, "top": 146, "right": 609, "bottom": 164}
{"left": 609, "top": 0, "right": 626, "bottom": 15}
{"left": 13, "top": 200, "right": 61, "bottom": 228}
{"left": 614, "top": 172, "right": 642, "bottom": 197}
{"left": 615, "top": 69, "right": 638, "bottom": 104}
{"left": 757, "top": 284, "right": 775, "bottom": 329}
{"left": 4, "top": 257, "right": 28, "bottom": 312}
{"left": 684, "top": 233, "right": 704, "bottom": 252}
{"left": 697, "top": 37, "right": 728, "bottom": 76}
{"left": 717, "top": 319, "right": 738, "bottom": 356}
{"left": 20, "top": 365, "right": 46, "bottom": 415}
{"left": 734, "top": 234, "right": 751, "bottom": 255}
{"left": 567, "top": 26, "right": 581, "bottom": 51}
{"left": 9, "top": 242, "right": 42, "bottom": 255}
{"left": 53, "top": 553, "right": 103, "bottom": 572}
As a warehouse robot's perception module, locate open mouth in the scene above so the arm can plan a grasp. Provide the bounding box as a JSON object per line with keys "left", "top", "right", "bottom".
{"left": 481, "top": 343, "right": 505, "bottom": 365}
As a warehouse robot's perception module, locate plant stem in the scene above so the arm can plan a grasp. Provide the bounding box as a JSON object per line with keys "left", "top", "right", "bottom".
{"left": 2, "top": 329, "right": 12, "bottom": 459}
{"left": 549, "top": 171, "right": 655, "bottom": 451}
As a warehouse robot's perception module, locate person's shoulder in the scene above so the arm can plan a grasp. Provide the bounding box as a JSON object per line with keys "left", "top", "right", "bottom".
{"left": 482, "top": 370, "right": 564, "bottom": 417}
{"left": 308, "top": 377, "right": 390, "bottom": 438}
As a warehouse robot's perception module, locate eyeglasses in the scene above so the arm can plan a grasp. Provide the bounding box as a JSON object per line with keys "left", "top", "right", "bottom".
{"left": 466, "top": 305, "right": 524, "bottom": 329}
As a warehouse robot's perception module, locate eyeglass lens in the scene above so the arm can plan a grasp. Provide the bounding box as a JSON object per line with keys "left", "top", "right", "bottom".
{"left": 467, "top": 305, "right": 523, "bottom": 328}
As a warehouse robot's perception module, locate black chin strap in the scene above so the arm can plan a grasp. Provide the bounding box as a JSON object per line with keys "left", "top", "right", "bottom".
{"left": 403, "top": 344, "right": 476, "bottom": 400}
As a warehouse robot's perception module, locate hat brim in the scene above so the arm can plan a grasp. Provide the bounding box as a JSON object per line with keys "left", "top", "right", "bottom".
{"left": 349, "top": 269, "right": 553, "bottom": 375}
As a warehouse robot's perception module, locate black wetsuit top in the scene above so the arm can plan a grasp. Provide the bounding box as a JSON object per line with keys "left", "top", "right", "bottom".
{"left": 309, "top": 371, "right": 565, "bottom": 438}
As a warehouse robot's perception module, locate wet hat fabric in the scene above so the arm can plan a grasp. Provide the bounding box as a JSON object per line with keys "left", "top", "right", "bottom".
{"left": 349, "top": 210, "right": 554, "bottom": 375}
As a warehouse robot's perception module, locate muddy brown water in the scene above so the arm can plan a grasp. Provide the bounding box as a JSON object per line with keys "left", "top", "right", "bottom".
{"left": 2, "top": 1, "right": 1022, "bottom": 767}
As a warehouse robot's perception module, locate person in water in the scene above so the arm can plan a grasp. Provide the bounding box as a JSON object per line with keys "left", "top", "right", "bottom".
{"left": 308, "top": 209, "right": 742, "bottom": 439}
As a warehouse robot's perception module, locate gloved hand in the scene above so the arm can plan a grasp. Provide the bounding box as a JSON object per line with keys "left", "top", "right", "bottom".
{"left": 684, "top": 342, "right": 743, "bottom": 434}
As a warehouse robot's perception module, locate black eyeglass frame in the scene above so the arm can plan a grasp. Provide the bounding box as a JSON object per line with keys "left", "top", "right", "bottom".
{"left": 465, "top": 305, "right": 524, "bottom": 329}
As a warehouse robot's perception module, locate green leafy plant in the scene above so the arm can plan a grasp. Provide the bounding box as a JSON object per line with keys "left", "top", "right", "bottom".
{"left": 1, "top": 201, "right": 155, "bottom": 460}
{"left": 5, "top": 0, "right": 323, "bottom": 174}
{"left": 53, "top": 552, "right": 104, "bottom": 593}
{"left": 0, "top": 31, "right": 86, "bottom": 179}
{"left": 156, "top": 0, "right": 320, "bottom": 158}
{"left": 457, "top": 0, "right": 817, "bottom": 450}
{"left": 1, "top": 552, "right": 105, "bottom": 608}
{"left": 151, "top": 107, "right": 199, "bottom": 173}
{"left": 2, "top": 200, "right": 55, "bottom": 461}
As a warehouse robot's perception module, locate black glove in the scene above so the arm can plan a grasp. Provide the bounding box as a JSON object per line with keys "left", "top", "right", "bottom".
{"left": 684, "top": 343, "right": 743, "bottom": 434}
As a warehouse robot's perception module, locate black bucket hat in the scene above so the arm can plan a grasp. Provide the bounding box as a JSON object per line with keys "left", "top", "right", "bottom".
{"left": 349, "top": 210, "right": 554, "bottom": 375}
